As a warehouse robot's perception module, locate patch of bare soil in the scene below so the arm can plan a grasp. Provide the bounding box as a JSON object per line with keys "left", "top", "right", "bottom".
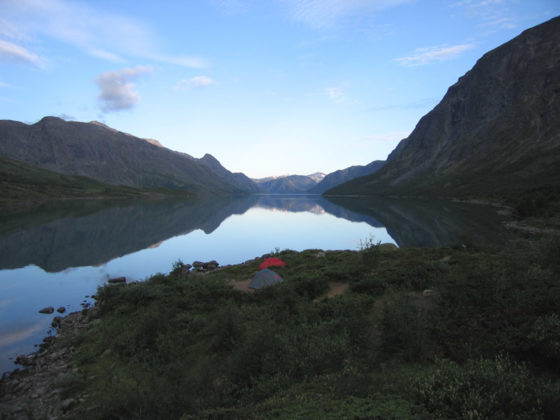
{"left": 230, "top": 279, "right": 254, "bottom": 292}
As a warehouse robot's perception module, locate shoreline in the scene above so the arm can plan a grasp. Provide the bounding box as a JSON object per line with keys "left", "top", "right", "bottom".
{"left": 1, "top": 232, "right": 559, "bottom": 418}
{"left": 0, "top": 309, "right": 94, "bottom": 419}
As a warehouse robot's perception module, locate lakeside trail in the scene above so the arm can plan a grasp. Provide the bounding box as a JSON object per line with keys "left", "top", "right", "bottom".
{"left": 1, "top": 227, "right": 559, "bottom": 419}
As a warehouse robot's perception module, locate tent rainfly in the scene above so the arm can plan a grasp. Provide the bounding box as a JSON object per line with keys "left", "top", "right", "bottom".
{"left": 249, "top": 269, "right": 284, "bottom": 289}
{"left": 259, "top": 257, "right": 286, "bottom": 270}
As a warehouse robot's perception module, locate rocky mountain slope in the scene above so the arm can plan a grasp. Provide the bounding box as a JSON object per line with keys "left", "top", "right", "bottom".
{"left": 328, "top": 16, "right": 560, "bottom": 197}
{"left": 0, "top": 117, "right": 249, "bottom": 194}
{"left": 198, "top": 154, "right": 262, "bottom": 193}
{"left": 309, "top": 160, "right": 385, "bottom": 194}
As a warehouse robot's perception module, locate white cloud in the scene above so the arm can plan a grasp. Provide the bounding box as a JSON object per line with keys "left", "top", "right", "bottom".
{"left": 151, "top": 55, "right": 207, "bottom": 69}
{"left": 396, "top": 43, "right": 475, "bottom": 66}
{"left": 0, "top": 39, "right": 44, "bottom": 68}
{"left": 326, "top": 87, "right": 345, "bottom": 101}
{"left": 95, "top": 65, "right": 152, "bottom": 112}
{"left": 1, "top": 0, "right": 206, "bottom": 67}
{"left": 281, "top": 0, "right": 412, "bottom": 28}
{"left": 89, "top": 49, "right": 125, "bottom": 63}
{"left": 174, "top": 75, "right": 217, "bottom": 91}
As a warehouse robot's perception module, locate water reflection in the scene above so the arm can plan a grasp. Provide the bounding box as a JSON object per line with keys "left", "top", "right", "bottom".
{"left": 325, "top": 196, "right": 511, "bottom": 247}
{"left": 0, "top": 195, "right": 510, "bottom": 272}
{"left": 0, "top": 195, "right": 512, "bottom": 374}
{"left": 0, "top": 196, "right": 257, "bottom": 272}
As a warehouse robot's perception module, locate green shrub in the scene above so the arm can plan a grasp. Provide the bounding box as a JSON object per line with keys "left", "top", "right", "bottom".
{"left": 359, "top": 236, "right": 381, "bottom": 269}
{"left": 414, "top": 355, "right": 545, "bottom": 419}
{"left": 380, "top": 295, "right": 430, "bottom": 362}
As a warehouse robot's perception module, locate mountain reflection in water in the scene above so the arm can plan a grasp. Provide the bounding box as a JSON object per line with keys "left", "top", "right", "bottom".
{"left": 0, "top": 195, "right": 509, "bottom": 272}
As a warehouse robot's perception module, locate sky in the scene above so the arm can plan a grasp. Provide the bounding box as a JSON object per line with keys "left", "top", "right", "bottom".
{"left": 0, "top": 0, "right": 558, "bottom": 178}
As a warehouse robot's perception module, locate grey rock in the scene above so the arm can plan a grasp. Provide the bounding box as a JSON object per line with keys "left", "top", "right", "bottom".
{"left": 39, "top": 307, "right": 54, "bottom": 314}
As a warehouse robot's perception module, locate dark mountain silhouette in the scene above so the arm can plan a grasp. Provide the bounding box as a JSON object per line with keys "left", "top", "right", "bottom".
{"left": 197, "top": 154, "right": 262, "bottom": 193}
{"left": 328, "top": 17, "right": 560, "bottom": 197}
{"left": 0, "top": 117, "right": 251, "bottom": 194}
{"left": 309, "top": 160, "right": 385, "bottom": 194}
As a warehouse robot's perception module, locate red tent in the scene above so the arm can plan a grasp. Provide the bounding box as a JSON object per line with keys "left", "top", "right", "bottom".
{"left": 259, "top": 257, "right": 286, "bottom": 270}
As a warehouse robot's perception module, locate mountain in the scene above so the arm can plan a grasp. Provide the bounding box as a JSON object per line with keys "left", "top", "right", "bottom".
{"left": 197, "top": 154, "right": 262, "bottom": 193}
{"left": 328, "top": 17, "right": 560, "bottom": 197}
{"left": 254, "top": 174, "right": 321, "bottom": 193}
{"left": 309, "top": 160, "right": 385, "bottom": 194}
{"left": 0, "top": 117, "right": 249, "bottom": 194}
{"left": 307, "top": 172, "right": 326, "bottom": 183}
{"left": 0, "top": 155, "right": 180, "bottom": 205}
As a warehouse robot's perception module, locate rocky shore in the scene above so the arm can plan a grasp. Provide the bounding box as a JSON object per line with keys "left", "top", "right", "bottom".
{"left": 0, "top": 309, "right": 94, "bottom": 419}
{"left": 0, "top": 259, "right": 227, "bottom": 419}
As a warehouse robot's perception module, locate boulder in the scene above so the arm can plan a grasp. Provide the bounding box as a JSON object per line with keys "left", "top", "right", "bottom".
{"left": 206, "top": 260, "right": 219, "bottom": 270}
{"left": 39, "top": 307, "right": 54, "bottom": 314}
{"left": 56, "top": 307, "right": 66, "bottom": 314}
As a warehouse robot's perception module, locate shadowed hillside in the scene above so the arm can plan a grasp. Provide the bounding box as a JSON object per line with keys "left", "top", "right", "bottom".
{"left": 0, "top": 117, "right": 249, "bottom": 194}
{"left": 328, "top": 17, "right": 560, "bottom": 198}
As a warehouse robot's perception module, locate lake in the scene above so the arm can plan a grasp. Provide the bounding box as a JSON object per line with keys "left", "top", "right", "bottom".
{"left": 0, "top": 195, "right": 511, "bottom": 375}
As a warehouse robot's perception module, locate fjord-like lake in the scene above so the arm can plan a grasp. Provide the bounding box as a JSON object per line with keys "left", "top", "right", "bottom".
{"left": 0, "top": 195, "right": 511, "bottom": 374}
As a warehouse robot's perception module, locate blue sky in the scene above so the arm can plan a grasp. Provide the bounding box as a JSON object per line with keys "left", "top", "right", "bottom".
{"left": 0, "top": 0, "right": 558, "bottom": 178}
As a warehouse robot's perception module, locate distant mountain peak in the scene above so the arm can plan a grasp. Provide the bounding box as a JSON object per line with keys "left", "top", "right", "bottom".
{"left": 307, "top": 172, "right": 326, "bottom": 183}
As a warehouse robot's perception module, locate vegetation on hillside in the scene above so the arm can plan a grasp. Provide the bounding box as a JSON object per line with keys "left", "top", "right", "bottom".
{"left": 58, "top": 228, "right": 560, "bottom": 419}
{"left": 0, "top": 156, "right": 192, "bottom": 207}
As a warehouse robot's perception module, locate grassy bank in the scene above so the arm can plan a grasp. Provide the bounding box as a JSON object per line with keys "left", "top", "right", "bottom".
{"left": 56, "top": 230, "right": 560, "bottom": 419}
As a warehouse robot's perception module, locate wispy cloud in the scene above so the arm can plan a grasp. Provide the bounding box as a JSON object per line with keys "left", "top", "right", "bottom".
{"left": 451, "top": 0, "right": 519, "bottom": 31}
{"left": 89, "top": 49, "right": 126, "bottom": 63}
{"left": 174, "top": 75, "right": 217, "bottom": 91}
{"left": 152, "top": 55, "right": 207, "bottom": 69}
{"left": 1, "top": 0, "right": 206, "bottom": 67}
{"left": 95, "top": 65, "right": 152, "bottom": 112}
{"left": 326, "top": 86, "right": 345, "bottom": 102}
{"left": 396, "top": 43, "right": 475, "bottom": 66}
{"left": 281, "top": 0, "right": 413, "bottom": 28}
{"left": 0, "top": 39, "right": 44, "bottom": 68}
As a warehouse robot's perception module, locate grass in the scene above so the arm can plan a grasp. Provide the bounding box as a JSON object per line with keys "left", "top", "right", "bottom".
{"left": 56, "top": 227, "right": 560, "bottom": 419}
{"left": 0, "top": 156, "right": 192, "bottom": 207}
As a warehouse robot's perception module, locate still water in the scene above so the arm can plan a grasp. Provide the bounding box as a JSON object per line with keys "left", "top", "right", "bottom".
{"left": 0, "top": 195, "right": 510, "bottom": 374}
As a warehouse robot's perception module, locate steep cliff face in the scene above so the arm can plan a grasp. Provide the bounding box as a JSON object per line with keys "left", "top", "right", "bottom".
{"left": 329, "top": 17, "right": 560, "bottom": 197}
{"left": 0, "top": 117, "right": 247, "bottom": 194}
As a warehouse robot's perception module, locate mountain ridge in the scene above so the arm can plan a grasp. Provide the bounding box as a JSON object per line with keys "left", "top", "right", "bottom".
{"left": 327, "top": 16, "right": 560, "bottom": 198}
{"left": 0, "top": 117, "right": 248, "bottom": 194}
